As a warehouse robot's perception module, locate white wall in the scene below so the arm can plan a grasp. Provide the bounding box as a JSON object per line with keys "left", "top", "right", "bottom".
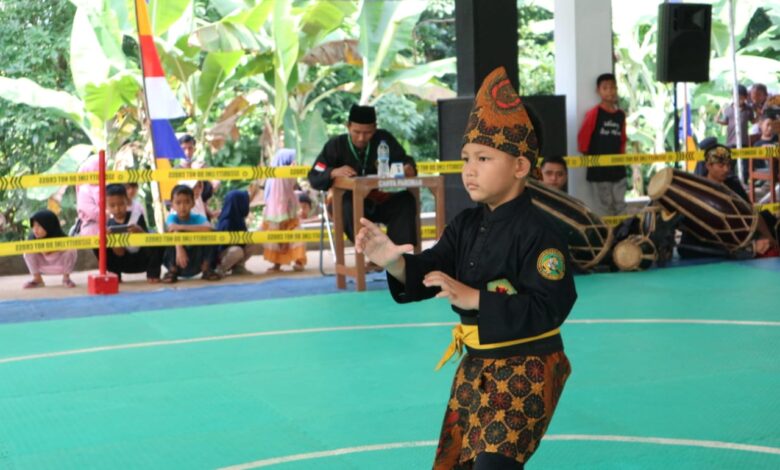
{"left": 554, "top": 0, "right": 614, "bottom": 208}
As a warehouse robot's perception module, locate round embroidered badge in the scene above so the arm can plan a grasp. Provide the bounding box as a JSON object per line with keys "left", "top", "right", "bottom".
{"left": 537, "top": 249, "right": 565, "bottom": 280}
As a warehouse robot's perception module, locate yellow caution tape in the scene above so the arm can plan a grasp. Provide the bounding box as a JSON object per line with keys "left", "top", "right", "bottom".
{"left": 3, "top": 146, "right": 778, "bottom": 190}
{"left": 602, "top": 214, "right": 635, "bottom": 227}
{"left": 417, "top": 161, "right": 464, "bottom": 174}
{"left": 757, "top": 202, "right": 780, "bottom": 214}
{"left": 0, "top": 226, "right": 442, "bottom": 257}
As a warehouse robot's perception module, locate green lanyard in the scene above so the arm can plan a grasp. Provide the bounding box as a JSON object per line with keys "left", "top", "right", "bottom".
{"left": 347, "top": 135, "right": 371, "bottom": 176}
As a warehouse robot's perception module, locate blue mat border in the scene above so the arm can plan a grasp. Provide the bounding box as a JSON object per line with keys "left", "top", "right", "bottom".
{"left": 2, "top": 258, "right": 777, "bottom": 326}
{"left": 0, "top": 273, "right": 390, "bottom": 325}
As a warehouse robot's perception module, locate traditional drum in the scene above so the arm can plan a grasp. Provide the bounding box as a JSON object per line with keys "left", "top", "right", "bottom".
{"left": 647, "top": 168, "right": 758, "bottom": 251}
{"left": 612, "top": 235, "right": 657, "bottom": 271}
{"left": 526, "top": 179, "right": 613, "bottom": 270}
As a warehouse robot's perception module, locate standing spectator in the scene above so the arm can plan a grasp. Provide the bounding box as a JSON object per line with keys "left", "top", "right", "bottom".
{"left": 716, "top": 84, "right": 754, "bottom": 148}
{"left": 22, "top": 210, "right": 78, "bottom": 288}
{"left": 178, "top": 134, "right": 197, "bottom": 169}
{"left": 749, "top": 83, "right": 768, "bottom": 121}
{"left": 263, "top": 149, "right": 307, "bottom": 272}
{"left": 178, "top": 133, "right": 219, "bottom": 214}
{"left": 578, "top": 73, "right": 627, "bottom": 216}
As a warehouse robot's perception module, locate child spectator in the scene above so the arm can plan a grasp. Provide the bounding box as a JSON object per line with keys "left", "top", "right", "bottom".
{"left": 215, "top": 190, "right": 261, "bottom": 276}
{"left": 105, "top": 184, "right": 162, "bottom": 283}
{"left": 161, "top": 185, "right": 221, "bottom": 282}
{"left": 23, "top": 210, "right": 78, "bottom": 288}
{"left": 75, "top": 155, "right": 101, "bottom": 236}
{"left": 754, "top": 116, "right": 778, "bottom": 147}
{"left": 297, "top": 191, "right": 313, "bottom": 221}
{"left": 125, "top": 182, "right": 148, "bottom": 222}
{"left": 263, "top": 149, "right": 307, "bottom": 272}
{"left": 578, "top": 73, "right": 628, "bottom": 216}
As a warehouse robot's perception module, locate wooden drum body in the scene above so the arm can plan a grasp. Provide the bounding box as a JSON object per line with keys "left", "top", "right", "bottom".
{"left": 648, "top": 168, "right": 758, "bottom": 251}
{"left": 527, "top": 179, "right": 614, "bottom": 270}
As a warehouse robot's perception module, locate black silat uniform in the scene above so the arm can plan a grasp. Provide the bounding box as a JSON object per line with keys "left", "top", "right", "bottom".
{"left": 106, "top": 212, "right": 163, "bottom": 280}
{"left": 387, "top": 190, "right": 577, "bottom": 357}
{"left": 307, "top": 129, "right": 417, "bottom": 245}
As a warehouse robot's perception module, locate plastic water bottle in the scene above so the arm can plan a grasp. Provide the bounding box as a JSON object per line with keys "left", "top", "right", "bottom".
{"left": 377, "top": 140, "right": 390, "bottom": 178}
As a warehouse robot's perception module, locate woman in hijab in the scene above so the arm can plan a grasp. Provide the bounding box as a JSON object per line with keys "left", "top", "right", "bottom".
{"left": 23, "top": 210, "right": 78, "bottom": 288}
{"left": 262, "top": 149, "right": 307, "bottom": 272}
{"left": 215, "top": 190, "right": 261, "bottom": 276}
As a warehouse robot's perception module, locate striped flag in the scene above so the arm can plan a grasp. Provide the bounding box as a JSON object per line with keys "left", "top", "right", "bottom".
{"left": 134, "top": 0, "right": 185, "bottom": 159}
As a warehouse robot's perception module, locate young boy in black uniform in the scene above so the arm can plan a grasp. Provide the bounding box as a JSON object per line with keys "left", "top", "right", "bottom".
{"left": 356, "top": 67, "right": 576, "bottom": 469}
{"left": 104, "top": 184, "right": 162, "bottom": 282}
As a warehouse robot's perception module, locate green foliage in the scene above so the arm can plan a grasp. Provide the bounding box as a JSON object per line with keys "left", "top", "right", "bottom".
{"left": 0, "top": 0, "right": 88, "bottom": 241}
{"left": 517, "top": 1, "right": 554, "bottom": 95}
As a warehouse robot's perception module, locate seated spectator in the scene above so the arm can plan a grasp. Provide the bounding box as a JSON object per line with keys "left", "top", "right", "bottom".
{"left": 540, "top": 155, "right": 568, "bottom": 192}
{"left": 125, "top": 182, "right": 148, "bottom": 222}
{"left": 75, "top": 155, "right": 101, "bottom": 236}
{"left": 679, "top": 144, "right": 777, "bottom": 258}
{"left": 215, "top": 190, "right": 261, "bottom": 277}
{"left": 22, "top": 210, "right": 78, "bottom": 288}
{"left": 104, "top": 184, "right": 163, "bottom": 283}
{"left": 162, "top": 185, "right": 221, "bottom": 283}
{"left": 754, "top": 116, "right": 778, "bottom": 147}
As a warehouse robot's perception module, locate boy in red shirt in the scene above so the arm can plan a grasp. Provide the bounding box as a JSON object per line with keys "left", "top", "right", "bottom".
{"left": 577, "top": 73, "right": 627, "bottom": 216}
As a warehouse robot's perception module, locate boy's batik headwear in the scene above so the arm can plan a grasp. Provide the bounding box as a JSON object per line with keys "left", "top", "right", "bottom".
{"left": 462, "top": 67, "right": 539, "bottom": 167}
{"left": 705, "top": 145, "right": 732, "bottom": 164}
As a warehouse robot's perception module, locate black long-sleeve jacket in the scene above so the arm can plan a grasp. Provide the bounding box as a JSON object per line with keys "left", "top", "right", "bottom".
{"left": 387, "top": 191, "right": 577, "bottom": 358}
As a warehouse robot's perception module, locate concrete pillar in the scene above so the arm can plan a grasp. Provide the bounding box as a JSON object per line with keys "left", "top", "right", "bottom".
{"left": 554, "top": 0, "right": 614, "bottom": 207}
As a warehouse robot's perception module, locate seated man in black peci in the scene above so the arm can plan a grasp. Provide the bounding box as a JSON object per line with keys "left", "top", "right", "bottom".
{"left": 307, "top": 104, "right": 418, "bottom": 251}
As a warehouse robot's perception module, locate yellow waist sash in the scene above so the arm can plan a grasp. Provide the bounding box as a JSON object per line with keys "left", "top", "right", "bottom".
{"left": 435, "top": 324, "right": 560, "bottom": 370}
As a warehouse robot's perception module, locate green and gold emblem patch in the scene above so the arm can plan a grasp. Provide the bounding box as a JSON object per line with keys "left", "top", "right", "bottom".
{"left": 537, "top": 248, "right": 565, "bottom": 280}
{"left": 487, "top": 278, "right": 517, "bottom": 295}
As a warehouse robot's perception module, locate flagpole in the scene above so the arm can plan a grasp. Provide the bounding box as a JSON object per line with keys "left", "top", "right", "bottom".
{"left": 133, "top": 0, "right": 171, "bottom": 234}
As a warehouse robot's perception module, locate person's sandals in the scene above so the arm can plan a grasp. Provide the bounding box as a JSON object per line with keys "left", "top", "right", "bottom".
{"left": 23, "top": 280, "right": 45, "bottom": 289}
{"left": 201, "top": 270, "right": 222, "bottom": 281}
{"left": 161, "top": 271, "right": 178, "bottom": 284}
{"left": 62, "top": 279, "right": 76, "bottom": 288}
{"left": 230, "top": 265, "right": 252, "bottom": 276}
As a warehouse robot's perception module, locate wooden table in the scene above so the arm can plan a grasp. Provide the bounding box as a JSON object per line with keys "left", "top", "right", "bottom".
{"left": 331, "top": 175, "right": 446, "bottom": 291}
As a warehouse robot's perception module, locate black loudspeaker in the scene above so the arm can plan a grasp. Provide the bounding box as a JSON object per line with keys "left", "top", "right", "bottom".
{"left": 656, "top": 3, "right": 712, "bottom": 83}
{"left": 437, "top": 95, "right": 567, "bottom": 223}
{"left": 455, "top": 0, "right": 519, "bottom": 94}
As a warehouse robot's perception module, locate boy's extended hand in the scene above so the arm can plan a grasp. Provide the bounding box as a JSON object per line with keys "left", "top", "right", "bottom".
{"left": 355, "top": 217, "right": 412, "bottom": 268}
{"left": 423, "top": 271, "right": 479, "bottom": 311}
